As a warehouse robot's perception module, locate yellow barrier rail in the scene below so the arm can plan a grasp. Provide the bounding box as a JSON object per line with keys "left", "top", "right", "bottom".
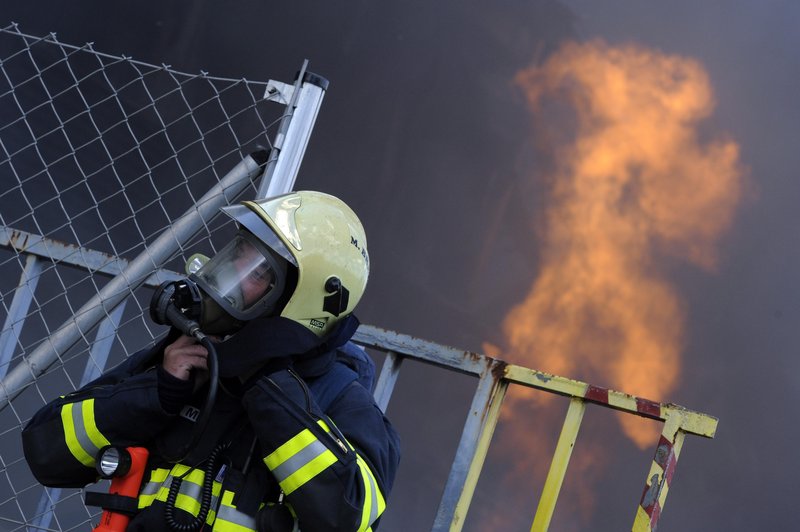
{"left": 353, "top": 325, "right": 718, "bottom": 532}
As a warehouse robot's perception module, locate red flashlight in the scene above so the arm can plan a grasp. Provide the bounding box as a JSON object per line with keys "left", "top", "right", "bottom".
{"left": 92, "top": 446, "right": 149, "bottom": 532}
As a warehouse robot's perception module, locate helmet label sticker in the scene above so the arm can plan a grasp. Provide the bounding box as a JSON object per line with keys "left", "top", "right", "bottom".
{"left": 310, "top": 318, "right": 326, "bottom": 329}
{"left": 350, "top": 235, "right": 369, "bottom": 267}
{"left": 180, "top": 405, "right": 200, "bottom": 423}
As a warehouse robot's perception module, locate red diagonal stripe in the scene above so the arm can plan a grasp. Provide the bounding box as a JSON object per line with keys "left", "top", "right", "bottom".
{"left": 585, "top": 384, "right": 609, "bottom": 404}
{"left": 649, "top": 500, "right": 662, "bottom": 527}
{"left": 636, "top": 397, "right": 661, "bottom": 417}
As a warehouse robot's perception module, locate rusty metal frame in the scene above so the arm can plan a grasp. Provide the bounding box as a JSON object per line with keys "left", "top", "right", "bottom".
{"left": 352, "top": 325, "right": 718, "bottom": 532}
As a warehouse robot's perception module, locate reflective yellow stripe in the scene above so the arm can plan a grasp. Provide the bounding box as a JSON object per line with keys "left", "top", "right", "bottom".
{"left": 264, "top": 419, "right": 332, "bottom": 471}
{"left": 356, "top": 454, "right": 386, "bottom": 532}
{"left": 279, "top": 448, "right": 337, "bottom": 495}
{"left": 263, "top": 420, "right": 339, "bottom": 496}
{"left": 174, "top": 491, "right": 202, "bottom": 516}
{"left": 213, "top": 517, "right": 255, "bottom": 532}
{"left": 60, "top": 399, "right": 109, "bottom": 467}
{"left": 136, "top": 464, "right": 221, "bottom": 525}
{"left": 265, "top": 428, "right": 316, "bottom": 470}
{"left": 82, "top": 399, "right": 110, "bottom": 450}
{"left": 316, "top": 419, "right": 332, "bottom": 434}
{"left": 213, "top": 490, "right": 259, "bottom": 532}
{"left": 60, "top": 402, "right": 93, "bottom": 466}
{"left": 138, "top": 468, "right": 171, "bottom": 508}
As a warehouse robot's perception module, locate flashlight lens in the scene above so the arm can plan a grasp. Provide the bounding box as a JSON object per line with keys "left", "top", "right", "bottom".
{"left": 99, "top": 447, "right": 120, "bottom": 476}
{"left": 96, "top": 446, "right": 132, "bottom": 478}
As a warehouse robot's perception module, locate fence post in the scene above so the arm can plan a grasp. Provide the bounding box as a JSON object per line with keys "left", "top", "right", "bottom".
{"left": 432, "top": 359, "right": 508, "bottom": 532}
{"left": 0, "top": 254, "right": 42, "bottom": 378}
{"left": 257, "top": 62, "right": 328, "bottom": 199}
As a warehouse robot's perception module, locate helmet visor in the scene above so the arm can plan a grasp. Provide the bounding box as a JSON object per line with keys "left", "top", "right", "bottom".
{"left": 193, "top": 233, "right": 285, "bottom": 319}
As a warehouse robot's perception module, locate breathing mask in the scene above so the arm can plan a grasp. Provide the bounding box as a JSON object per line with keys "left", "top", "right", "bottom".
{"left": 150, "top": 230, "right": 290, "bottom": 336}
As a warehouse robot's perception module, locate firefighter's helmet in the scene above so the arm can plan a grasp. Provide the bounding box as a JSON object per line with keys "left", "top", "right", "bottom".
{"left": 209, "top": 191, "right": 369, "bottom": 337}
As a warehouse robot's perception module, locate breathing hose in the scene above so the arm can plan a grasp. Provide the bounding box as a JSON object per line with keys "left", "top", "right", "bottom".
{"left": 160, "top": 304, "right": 224, "bottom": 530}
{"left": 164, "top": 442, "right": 227, "bottom": 531}
{"left": 157, "top": 299, "right": 220, "bottom": 463}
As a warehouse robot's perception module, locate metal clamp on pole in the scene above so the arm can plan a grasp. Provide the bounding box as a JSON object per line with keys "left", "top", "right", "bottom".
{"left": 258, "top": 60, "right": 329, "bottom": 199}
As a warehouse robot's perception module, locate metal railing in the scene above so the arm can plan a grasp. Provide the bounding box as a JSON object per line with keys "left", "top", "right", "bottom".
{"left": 352, "top": 326, "right": 718, "bottom": 531}
{"left": 0, "top": 230, "right": 719, "bottom": 531}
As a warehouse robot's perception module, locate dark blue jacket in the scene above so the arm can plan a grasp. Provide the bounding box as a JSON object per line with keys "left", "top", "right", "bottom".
{"left": 22, "top": 316, "right": 400, "bottom": 531}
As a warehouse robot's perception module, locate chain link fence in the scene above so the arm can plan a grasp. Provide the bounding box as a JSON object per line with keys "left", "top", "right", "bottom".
{"left": 0, "top": 24, "right": 287, "bottom": 530}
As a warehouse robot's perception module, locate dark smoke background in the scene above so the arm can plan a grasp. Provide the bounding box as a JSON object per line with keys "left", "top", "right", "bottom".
{"left": 3, "top": 1, "right": 798, "bottom": 530}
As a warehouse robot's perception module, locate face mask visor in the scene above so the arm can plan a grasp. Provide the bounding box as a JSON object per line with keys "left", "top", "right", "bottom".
{"left": 191, "top": 232, "right": 287, "bottom": 322}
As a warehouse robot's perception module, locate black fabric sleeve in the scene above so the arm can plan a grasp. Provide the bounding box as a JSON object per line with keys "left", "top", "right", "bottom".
{"left": 22, "top": 340, "right": 177, "bottom": 488}
{"left": 241, "top": 368, "right": 400, "bottom": 531}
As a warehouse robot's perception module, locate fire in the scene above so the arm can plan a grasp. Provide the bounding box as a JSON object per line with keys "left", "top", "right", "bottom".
{"left": 500, "top": 39, "right": 742, "bottom": 448}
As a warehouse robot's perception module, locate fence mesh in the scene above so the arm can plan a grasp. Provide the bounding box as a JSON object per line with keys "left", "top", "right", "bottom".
{"left": 0, "top": 24, "right": 285, "bottom": 531}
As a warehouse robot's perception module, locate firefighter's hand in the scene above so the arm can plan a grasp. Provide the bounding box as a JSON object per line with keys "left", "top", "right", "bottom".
{"left": 163, "top": 334, "right": 210, "bottom": 382}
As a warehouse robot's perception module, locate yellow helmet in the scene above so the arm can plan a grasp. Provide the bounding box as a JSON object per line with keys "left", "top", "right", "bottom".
{"left": 218, "top": 191, "right": 369, "bottom": 337}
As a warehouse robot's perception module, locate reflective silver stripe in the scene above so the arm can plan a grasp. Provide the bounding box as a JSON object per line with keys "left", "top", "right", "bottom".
{"left": 216, "top": 504, "right": 257, "bottom": 529}
{"left": 138, "top": 472, "right": 220, "bottom": 514}
{"left": 365, "top": 463, "right": 379, "bottom": 525}
{"left": 178, "top": 476, "right": 202, "bottom": 501}
{"left": 270, "top": 439, "right": 329, "bottom": 484}
{"left": 140, "top": 480, "right": 161, "bottom": 497}
{"left": 71, "top": 403, "right": 97, "bottom": 459}
{"left": 355, "top": 455, "right": 385, "bottom": 531}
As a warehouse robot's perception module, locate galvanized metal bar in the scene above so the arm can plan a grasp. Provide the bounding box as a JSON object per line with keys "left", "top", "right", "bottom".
{"left": 0, "top": 227, "right": 181, "bottom": 288}
{"left": 372, "top": 350, "right": 403, "bottom": 413}
{"left": 353, "top": 324, "right": 486, "bottom": 376}
{"left": 0, "top": 254, "right": 42, "bottom": 379}
{"left": 531, "top": 397, "right": 587, "bottom": 532}
{"left": 633, "top": 413, "right": 687, "bottom": 531}
{"left": 80, "top": 301, "right": 128, "bottom": 385}
{"left": 450, "top": 372, "right": 508, "bottom": 531}
{"left": 29, "top": 486, "right": 61, "bottom": 532}
{"left": 258, "top": 62, "right": 327, "bottom": 199}
{"left": 0, "top": 153, "right": 265, "bottom": 411}
{"left": 432, "top": 358, "right": 507, "bottom": 532}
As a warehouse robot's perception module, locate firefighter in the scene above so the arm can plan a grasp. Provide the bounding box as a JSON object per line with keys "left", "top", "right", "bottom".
{"left": 22, "top": 191, "right": 401, "bottom": 532}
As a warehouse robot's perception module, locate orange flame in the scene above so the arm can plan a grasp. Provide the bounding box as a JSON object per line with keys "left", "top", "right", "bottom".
{"left": 501, "top": 39, "right": 742, "bottom": 448}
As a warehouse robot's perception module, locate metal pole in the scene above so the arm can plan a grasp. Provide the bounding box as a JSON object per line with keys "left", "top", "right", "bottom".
{"left": 0, "top": 254, "right": 42, "bottom": 379}
{"left": 0, "top": 152, "right": 266, "bottom": 411}
{"left": 257, "top": 61, "right": 328, "bottom": 199}
{"left": 432, "top": 359, "right": 507, "bottom": 532}
{"left": 372, "top": 351, "right": 403, "bottom": 413}
{"left": 531, "top": 397, "right": 587, "bottom": 531}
